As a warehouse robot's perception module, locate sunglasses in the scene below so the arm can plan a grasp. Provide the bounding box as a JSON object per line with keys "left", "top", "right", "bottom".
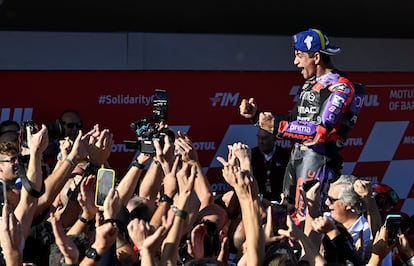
{"left": 62, "top": 121, "right": 83, "bottom": 129}
{"left": 327, "top": 195, "right": 340, "bottom": 204}
{"left": 0, "top": 156, "right": 19, "bottom": 163}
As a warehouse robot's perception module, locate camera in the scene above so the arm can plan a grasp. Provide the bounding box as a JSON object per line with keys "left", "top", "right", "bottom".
{"left": 19, "top": 120, "right": 65, "bottom": 148}
{"left": 124, "top": 89, "right": 170, "bottom": 155}
{"left": 45, "top": 120, "right": 65, "bottom": 140}
{"left": 19, "top": 121, "right": 42, "bottom": 148}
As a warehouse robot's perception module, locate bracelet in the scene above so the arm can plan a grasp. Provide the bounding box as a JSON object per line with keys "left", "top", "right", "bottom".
{"left": 102, "top": 218, "right": 117, "bottom": 225}
{"left": 159, "top": 194, "right": 174, "bottom": 204}
{"left": 133, "top": 245, "right": 142, "bottom": 254}
{"left": 132, "top": 160, "right": 145, "bottom": 169}
{"left": 78, "top": 213, "right": 94, "bottom": 225}
{"left": 64, "top": 157, "right": 75, "bottom": 167}
{"left": 21, "top": 175, "right": 45, "bottom": 198}
{"left": 172, "top": 206, "right": 188, "bottom": 219}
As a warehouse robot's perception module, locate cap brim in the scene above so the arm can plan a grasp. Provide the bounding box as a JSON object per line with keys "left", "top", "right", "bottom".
{"left": 320, "top": 46, "right": 341, "bottom": 56}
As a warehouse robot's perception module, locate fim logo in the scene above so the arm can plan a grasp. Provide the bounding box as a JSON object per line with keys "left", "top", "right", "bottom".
{"left": 210, "top": 92, "right": 240, "bottom": 107}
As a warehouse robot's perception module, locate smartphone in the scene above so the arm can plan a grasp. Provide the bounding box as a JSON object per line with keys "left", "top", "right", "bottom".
{"left": 384, "top": 214, "right": 402, "bottom": 245}
{"left": 95, "top": 168, "right": 115, "bottom": 208}
{"left": 302, "top": 179, "right": 319, "bottom": 192}
{"left": 271, "top": 203, "right": 288, "bottom": 233}
{"left": 152, "top": 89, "right": 168, "bottom": 121}
{"left": 0, "top": 179, "right": 7, "bottom": 216}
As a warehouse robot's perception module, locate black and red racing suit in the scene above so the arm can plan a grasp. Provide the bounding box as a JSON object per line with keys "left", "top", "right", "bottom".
{"left": 261, "top": 70, "right": 364, "bottom": 215}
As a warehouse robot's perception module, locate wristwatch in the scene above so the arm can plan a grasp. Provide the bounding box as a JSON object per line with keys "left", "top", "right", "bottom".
{"left": 172, "top": 205, "right": 188, "bottom": 219}
{"left": 159, "top": 194, "right": 174, "bottom": 204}
{"left": 85, "top": 247, "right": 101, "bottom": 261}
{"left": 132, "top": 160, "right": 145, "bottom": 169}
{"left": 78, "top": 213, "right": 94, "bottom": 225}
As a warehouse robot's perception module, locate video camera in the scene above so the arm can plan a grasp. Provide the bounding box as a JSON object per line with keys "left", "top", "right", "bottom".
{"left": 124, "top": 89, "right": 170, "bottom": 155}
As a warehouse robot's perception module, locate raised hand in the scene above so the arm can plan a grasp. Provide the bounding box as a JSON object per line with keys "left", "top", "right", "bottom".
{"left": 230, "top": 142, "right": 252, "bottom": 172}
{"left": 304, "top": 181, "right": 321, "bottom": 218}
{"left": 50, "top": 213, "right": 79, "bottom": 265}
{"left": 85, "top": 125, "right": 114, "bottom": 165}
{"left": 368, "top": 226, "right": 391, "bottom": 265}
{"left": 353, "top": 179, "right": 372, "bottom": 198}
{"left": 27, "top": 124, "right": 49, "bottom": 154}
{"left": 153, "top": 132, "right": 175, "bottom": 174}
{"left": 277, "top": 211, "right": 305, "bottom": 241}
{"left": 221, "top": 165, "right": 256, "bottom": 201}
{"left": 263, "top": 206, "right": 284, "bottom": 245}
{"left": 128, "top": 218, "right": 153, "bottom": 252}
{"left": 216, "top": 144, "right": 238, "bottom": 167}
{"left": 162, "top": 155, "right": 180, "bottom": 199}
{"left": 258, "top": 112, "right": 275, "bottom": 133}
{"left": 77, "top": 174, "right": 98, "bottom": 220}
{"left": 0, "top": 203, "right": 23, "bottom": 265}
{"left": 186, "top": 222, "right": 206, "bottom": 259}
{"left": 311, "top": 215, "right": 339, "bottom": 240}
{"left": 175, "top": 131, "right": 198, "bottom": 163}
{"left": 58, "top": 137, "right": 73, "bottom": 159}
{"left": 239, "top": 98, "right": 258, "bottom": 119}
{"left": 176, "top": 162, "right": 196, "bottom": 199}
{"left": 103, "top": 188, "right": 121, "bottom": 220}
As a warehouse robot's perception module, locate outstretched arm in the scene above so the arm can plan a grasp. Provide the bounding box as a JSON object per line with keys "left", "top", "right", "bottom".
{"left": 15, "top": 124, "right": 48, "bottom": 239}
{"left": 116, "top": 152, "right": 151, "bottom": 206}
{"left": 175, "top": 131, "right": 213, "bottom": 210}
{"left": 221, "top": 163, "right": 265, "bottom": 266}
{"left": 161, "top": 161, "right": 196, "bottom": 266}
{"left": 139, "top": 134, "right": 174, "bottom": 200}
{"left": 0, "top": 204, "right": 23, "bottom": 266}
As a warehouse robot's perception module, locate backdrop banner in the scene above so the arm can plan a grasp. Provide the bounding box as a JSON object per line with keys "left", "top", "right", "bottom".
{"left": 1, "top": 70, "right": 413, "bottom": 214}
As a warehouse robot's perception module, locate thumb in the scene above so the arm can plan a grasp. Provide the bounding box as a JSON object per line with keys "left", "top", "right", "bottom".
{"left": 216, "top": 156, "right": 228, "bottom": 166}
{"left": 186, "top": 239, "right": 194, "bottom": 257}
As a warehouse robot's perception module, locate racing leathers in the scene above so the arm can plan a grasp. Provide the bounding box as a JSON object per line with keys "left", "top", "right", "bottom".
{"left": 257, "top": 70, "right": 365, "bottom": 215}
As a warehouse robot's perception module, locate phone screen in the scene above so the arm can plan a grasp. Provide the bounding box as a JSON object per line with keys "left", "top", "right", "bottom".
{"left": 385, "top": 214, "right": 402, "bottom": 245}
{"left": 302, "top": 179, "right": 319, "bottom": 192}
{"left": 95, "top": 168, "right": 115, "bottom": 207}
{"left": 152, "top": 89, "right": 168, "bottom": 121}
{"left": 272, "top": 204, "right": 288, "bottom": 233}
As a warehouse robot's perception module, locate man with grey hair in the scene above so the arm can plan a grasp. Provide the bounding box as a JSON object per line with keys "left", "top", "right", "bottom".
{"left": 324, "top": 174, "right": 371, "bottom": 261}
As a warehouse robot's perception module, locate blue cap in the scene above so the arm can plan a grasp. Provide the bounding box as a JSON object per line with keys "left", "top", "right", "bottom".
{"left": 292, "top": 28, "right": 341, "bottom": 56}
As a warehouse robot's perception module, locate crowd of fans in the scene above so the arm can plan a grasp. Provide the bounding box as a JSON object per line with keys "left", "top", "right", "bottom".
{"left": 0, "top": 115, "right": 412, "bottom": 266}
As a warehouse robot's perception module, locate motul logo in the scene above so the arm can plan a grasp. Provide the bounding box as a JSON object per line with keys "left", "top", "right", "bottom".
{"left": 344, "top": 138, "right": 364, "bottom": 146}
{"left": 403, "top": 136, "right": 414, "bottom": 144}
{"left": 363, "top": 95, "right": 379, "bottom": 107}
{"left": 0, "top": 108, "right": 33, "bottom": 122}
